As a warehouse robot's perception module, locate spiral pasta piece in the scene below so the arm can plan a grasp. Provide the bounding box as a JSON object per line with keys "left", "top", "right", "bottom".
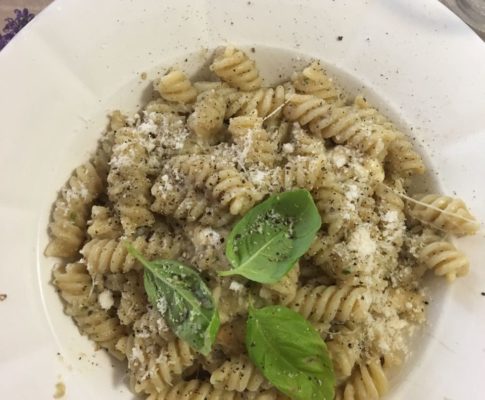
{"left": 221, "top": 85, "right": 288, "bottom": 119}
{"left": 148, "top": 339, "right": 196, "bottom": 387}
{"left": 322, "top": 102, "right": 396, "bottom": 159}
{"left": 188, "top": 89, "right": 227, "bottom": 139}
{"left": 327, "top": 339, "right": 361, "bottom": 383}
{"left": 387, "top": 287, "right": 426, "bottom": 323}
{"left": 210, "top": 355, "right": 269, "bottom": 392}
{"left": 305, "top": 232, "right": 337, "bottom": 271}
{"left": 151, "top": 174, "right": 234, "bottom": 227}
{"left": 273, "top": 154, "right": 327, "bottom": 192}
{"left": 73, "top": 307, "right": 127, "bottom": 360}
{"left": 82, "top": 227, "right": 191, "bottom": 273}
{"left": 132, "top": 309, "right": 176, "bottom": 343}
{"left": 91, "top": 126, "right": 115, "bottom": 181}
{"left": 109, "top": 109, "right": 129, "bottom": 131}
{"left": 374, "top": 182, "right": 404, "bottom": 216}
{"left": 407, "top": 194, "right": 479, "bottom": 235}
{"left": 215, "top": 318, "right": 246, "bottom": 357}
{"left": 107, "top": 127, "right": 154, "bottom": 235}
{"left": 81, "top": 236, "right": 146, "bottom": 274}
{"left": 312, "top": 180, "right": 352, "bottom": 235}
{"left": 148, "top": 380, "right": 242, "bottom": 400}
{"left": 121, "top": 334, "right": 184, "bottom": 395}
{"left": 292, "top": 61, "right": 344, "bottom": 104}
{"left": 169, "top": 154, "right": 262, "bottom": 215}
{"left": 260, "top": 263, "right": 300, "bottom": 305}
{"left": 117, "top": 275, "right": 147, "bottom": 326}
{"left": 419, "top": 240, "right": 469, "bottom": 282}
{"left": 53, "top": 263, "right": 126, "bottom": 359}
{"left": 285, "top": 95, "right": 396, "bottom": 159}
{"left": 374, "top": 181, "right": 406, "bottom": 248}
{"left": 386, "top": 135, "right": 426, "bottom": 177}
{"left": 119, "top": 336, "right": 158, "bottom": 394}
{"left": 336, "top": 360, "right": 388, "bottom": 400}
{"left": 228, "top": 112, "right": 277, "bottom": 167}
{"left": 289, "top": 122, "right": 326, "bottom": 157}
{"left": 155, "top": 70, "right": 197, "bottom": 104}
{"left": 210, "top": 46, "right": 262, "bottom": 91}
{"left": 87, "top": 205, "right": 122, "bottom": 239}
{"left": 52, "top": 262, "right": 96, "bottom": 306}
{"left": 290, "top": 285, "right": 371, "bottom": 324}
{"left": 144, "top": 98, "right": 194, "bottom": 116}
{"left": 185, "top": 224, "right": 229, "bottom": 271}
{"left": 283, "top": 93, "right": 333, "bottom": 131}
{"left": 45, "top": 161, "right": 103, "bottom": 257}
{"left": 212, "top": 281, "right": 249, "bottom": 324}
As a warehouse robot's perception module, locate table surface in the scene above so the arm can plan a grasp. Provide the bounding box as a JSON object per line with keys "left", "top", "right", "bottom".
{"left": 0, "top": 0, "right": 50, "bottom": 23}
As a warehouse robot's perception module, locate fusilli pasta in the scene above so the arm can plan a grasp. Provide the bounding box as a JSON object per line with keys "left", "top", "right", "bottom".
{"left": 155, "top": 70, "right": 198, "bottom": 104}
{"left": 147, "top": 379, "right": 241, "bottom": 400}
{"left": 210, "top": 46, "right": 262, "bottom": 91}
{"left": 292, "top": 61, "right": 344, "bottom": 104}
{"left": 419, "top": 240, "right": 469, "bottom": 282}
{"left": 290, "top": 285, "right": 372, "bottom": 324}
{"left": 87, "top": 205, "right": 122, "bottom": 239}
{"left": 53, "top": 263, "right": 126, "bottom": 359}
{"left": 385, "top": 134, "right": 426, "bottom": 177}
{"left": 188, "top": 89, "right": 227, "bottom": 139}
{"left": 151, "top": 173, "right": 234, "bottom": 227}
{"left": 284, "top": 95, "right": 397, "bottom": 160}
{"left": 259, "top": 263, "right": 300, "bottom": 305}
{"left": 45, "top": 161, "right": 103, "bottom": 257}
{"left": 222, "top": 85, "right": 289, "bottom": 120}
{"left": 210, "top": 355, "right": 269, "bottom": 392}
{"left": 107, "top": 127, "right": 154, "bottom": 235}
{"left": 407, "top": 194, "right": 479, "bottom": 235}
{"left": 228, "top": 112, "right": 278, "bottom": 167}
{"left": 45, "top": 46, "right": 479, "bottom": 400}
{"left": 335, "top": 359, "right": 388, "bottom": 400}
{"left": 168, "top": 154, "right": 262, "bottom": 215}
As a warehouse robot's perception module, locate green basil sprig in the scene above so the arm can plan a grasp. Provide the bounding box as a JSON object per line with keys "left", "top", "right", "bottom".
{"left": 246, "top": 305, "right": 335, "bottom": 400}
{"left": 127, "top": 245, "right": 219, "bottom": 355}
{"left": 221, "top": 189, "right": 321, "bottom": 283}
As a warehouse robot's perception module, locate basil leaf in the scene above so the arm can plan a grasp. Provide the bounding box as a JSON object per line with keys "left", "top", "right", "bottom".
{"left": 127, "top": 245, "right": 220, "bottom": 355}
{"left": 246, "top": 305, "right": 335, "bottom": 400}
{"left": 222, "top": 189, "right": 321, "bottom": 283}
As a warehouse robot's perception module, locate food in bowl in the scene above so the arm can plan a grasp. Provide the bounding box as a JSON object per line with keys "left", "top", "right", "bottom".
{"left": 45, "top": 46, "right": 479, "bottom": 400}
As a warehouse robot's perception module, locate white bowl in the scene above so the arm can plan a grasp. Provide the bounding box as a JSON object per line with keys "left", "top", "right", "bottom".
{"left": 0, "top": 0, "right": 484, "bottom": 398}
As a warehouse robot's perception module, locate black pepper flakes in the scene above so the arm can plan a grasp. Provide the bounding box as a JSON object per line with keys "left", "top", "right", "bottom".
{"left": 0, "top": 293, "right": 7, "bottom": 301}
{"left": 337, "top": 35, "right": 343, "bottom": 41}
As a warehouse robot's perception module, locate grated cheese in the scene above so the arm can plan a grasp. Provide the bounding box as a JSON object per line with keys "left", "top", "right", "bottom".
{"left": 348, "top": 225, "right": 376, "bottom": 258}
{"left": 156, "top": 318, "right": 169, "bottom": 333}
{"left": 98, "top": 289, "right": 114, "bottom": 310}
{"left": 229, "top": 281, "right": 245, "bottom": 292}
{"left": 130, "top": 346, "right": 145, "bottom": 364}
{"left": 193, "top": 227, "right": 222, "bottom": 247}
{"left": 282, "top": 143, "right": 295, "bottom": 154}
{"left": 249, "top": 169, "right": 269, "bottom": 185}
{"left": 156, "top": 297, "right": 168, "bottom": 315}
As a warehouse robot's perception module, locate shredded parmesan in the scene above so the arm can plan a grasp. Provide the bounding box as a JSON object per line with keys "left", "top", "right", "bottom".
{"left": 282, "top": 143, "right": 295, "bottom": 154}
{"left": 229, "top": 281, "right": 245, "bottom": 292}
{"left": 98, "top": 290, "right": 114, "bottom": 310}
{"left": 348, "top": 225, "right": 376, "bottom": 258}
